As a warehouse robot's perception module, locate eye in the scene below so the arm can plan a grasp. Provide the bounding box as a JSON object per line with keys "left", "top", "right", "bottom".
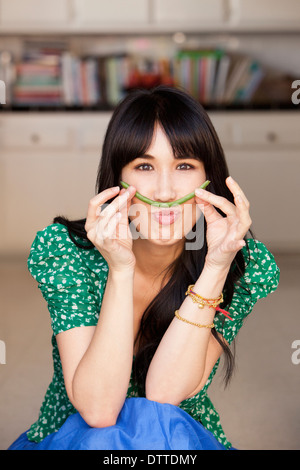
{"left": 135, "top": 163, "right": 153, "bottom": 171}
{"left": 134, "top": 162, "right": 195, "bottom": 171}
{"left": 177, "top": 163, "right": 195, "bottom": 170}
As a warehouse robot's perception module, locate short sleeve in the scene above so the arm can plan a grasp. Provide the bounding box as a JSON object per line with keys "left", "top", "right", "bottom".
{"left": 27, "top": 223, "right": 109, "bottom": 336}
{"left": 214, "top": 239, "right": 280, "bottom": 345}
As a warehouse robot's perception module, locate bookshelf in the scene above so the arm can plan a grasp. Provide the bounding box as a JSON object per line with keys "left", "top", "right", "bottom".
{"left": 0, "top": 34, "right": 298, "bottom": 111}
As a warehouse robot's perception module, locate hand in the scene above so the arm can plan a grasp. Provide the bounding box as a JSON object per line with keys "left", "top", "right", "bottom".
{"left": 195, "top": 176, "right": 252, "bottom": 271}
{"left": 85, "top": 185, "right": 137, "bottom": 273}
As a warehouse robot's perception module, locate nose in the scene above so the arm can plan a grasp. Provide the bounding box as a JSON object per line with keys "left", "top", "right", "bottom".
{"left": 152, "top": 173, "right": 177, "bottom": 203}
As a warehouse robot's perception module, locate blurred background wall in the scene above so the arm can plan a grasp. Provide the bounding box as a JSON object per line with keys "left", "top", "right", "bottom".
{"left": 0, "top": 0, "right": 299, "bottom": 450}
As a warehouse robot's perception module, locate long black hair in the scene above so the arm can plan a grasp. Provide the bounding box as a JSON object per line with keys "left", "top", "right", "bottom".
{"left": 54, "top": 86, "right": 254, "bottom": 392}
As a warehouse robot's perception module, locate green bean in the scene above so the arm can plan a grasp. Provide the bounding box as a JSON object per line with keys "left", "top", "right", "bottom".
{"left": 119, "top": 180, "right": 210, "bottom": 208}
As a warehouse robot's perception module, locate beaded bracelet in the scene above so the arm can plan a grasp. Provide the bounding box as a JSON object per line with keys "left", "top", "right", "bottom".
{"left": 185, "top": 285, "right": 223, "bottom": 308}
{"left": 185, "top": 284, "right": 233, "bottom": 321}
{"left": 174, "top": 310, "right": 214, "bottom": 329}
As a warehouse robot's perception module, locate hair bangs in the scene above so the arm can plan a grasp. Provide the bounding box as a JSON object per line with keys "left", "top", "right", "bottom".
{"left": 154, "top": 92, "right": 212, "bottom": 164}
{"left": 159, "top": 115, "right": 208, "bottom": 162}
{"left": 110, "top": 94, "right": 158, "bottom": 175}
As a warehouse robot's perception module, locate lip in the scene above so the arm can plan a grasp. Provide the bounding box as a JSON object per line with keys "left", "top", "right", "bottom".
{"left": 152, "top": 208, "right": 181, "bottom": 225}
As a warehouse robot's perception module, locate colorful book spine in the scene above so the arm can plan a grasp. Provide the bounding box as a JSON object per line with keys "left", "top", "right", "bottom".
{"left": 8, "top": 42, "right": 268, "bottom": 107}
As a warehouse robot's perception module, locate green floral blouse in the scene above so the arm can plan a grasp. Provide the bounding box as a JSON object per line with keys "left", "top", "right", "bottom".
{"left": 26, "top": 223, "right": 280, "bottom": 449}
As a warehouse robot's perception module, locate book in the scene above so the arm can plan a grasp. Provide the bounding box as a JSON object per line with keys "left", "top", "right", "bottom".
{"left": 223, "top": 55, "right": 253, "bottom": 103}
{"left": 13, "top": 41, "right": 64, "bottom": 105}
{"left": 61, "top": 52, "right": 74, "bottom": 105}
{"left": 213, "top": 54, "right": 231, "bottom": 103}
{"left": 236, "top": 63, "right": 265, "bottom": 102}
{"left": 175, "top": 49, "right": 224, "bottom": 103}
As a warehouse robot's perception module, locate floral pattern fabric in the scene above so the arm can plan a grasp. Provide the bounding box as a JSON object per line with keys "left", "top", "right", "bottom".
{"left": 26, "top": 223, "right": 280, "bottom": 449}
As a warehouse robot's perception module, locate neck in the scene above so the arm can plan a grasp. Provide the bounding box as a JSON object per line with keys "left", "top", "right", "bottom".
{"left": 132, "top": 238, "right": 184, "bottom": 280}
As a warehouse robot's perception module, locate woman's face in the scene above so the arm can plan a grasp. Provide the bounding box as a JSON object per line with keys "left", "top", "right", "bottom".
{"left": 121, "top": 124, "right": 207, "bottom": 247}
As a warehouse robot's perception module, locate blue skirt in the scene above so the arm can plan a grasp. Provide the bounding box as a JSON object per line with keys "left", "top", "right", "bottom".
{"left": 8, "top": 398, "right": 228, "bottom": 450}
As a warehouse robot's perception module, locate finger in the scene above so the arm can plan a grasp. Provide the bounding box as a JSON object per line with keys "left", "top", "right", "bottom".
{"left": 194, "top": 188, "right": 236, "bottom": 217}
{"left": 98, "top": 186, "right": 136, "bottom": 222}
{"left": 112, "top": 187, "right": 135, "bottom": 240}
{"left": 116, "top": 199, "right": 132, "bottom": 240}
{"left": 226, "top": 176, "right": 250, "bottom": 209}
{"left": 194, "top": 195, "right": 222, "bottom": 224}
{"left": 97, "top": 211, "right": 122, "bottom": 242}
{"left": 86, "top": 186, "right": 120, "bottom": 226}
{"left": 227, "top": 238, "right": 246, "bottom": 252}
{"left": 234, "top": 195, "right": 252, "bottom": 239}
{"left": 116, "top": 188, "right": 129, "bottom": 220}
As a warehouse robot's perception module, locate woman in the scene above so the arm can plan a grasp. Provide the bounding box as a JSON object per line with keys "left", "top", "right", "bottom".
{"left": 9, "top": 86, "right": 280, "bottom": 450}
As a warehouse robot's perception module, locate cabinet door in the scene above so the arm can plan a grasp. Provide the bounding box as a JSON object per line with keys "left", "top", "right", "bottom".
{"left": 0, "top": 113, "right": 110, "bottom": 256}
{"left": 226, "top": 149, "right": 299, "bottom": 252}
{"left": 1, "top": 152, "right": 82, "bottom": 255}
{"left": 0, "top": 0, "right": 70, "bottom": 25}
{"left": 232, "top": 0, "right": 300, "bottom": 29}
{"left": 74, "top": 0, "right": 148, "bottom": 25}
{"left": 209, "top": 111, "right": 300, "bottom": 252}
{"left": 153, "top": 0, "right": 224, "bottom": 25}
{"left": 0, "top": 156, "right": 5, "bottom": 251}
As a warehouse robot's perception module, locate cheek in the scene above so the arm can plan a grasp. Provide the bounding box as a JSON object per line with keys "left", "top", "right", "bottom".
{"left": 120, "top": 168, "right": 135, "bottom": 185}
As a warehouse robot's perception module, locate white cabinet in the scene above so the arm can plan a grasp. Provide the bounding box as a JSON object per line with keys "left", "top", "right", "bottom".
{"left": 1, "top": 0, "right": 300, "bottom": 32}
{"left": 152, "top": 0, "right": 225, "bottom": 26}
{"left": 225, "top": 148, "right": 298, "bottom": 251}
{"left": 0, "top": 111, "right": 299, "bottom": 256}
{"left": 0, "top": 0, "right": 71, "bottom": 26}
{"left": 1, "top": 123, "right": 73, "bottom": 150}
{"left": 229, "top": 0, "right": 300, "bottom": 30}
{"left": 0, "top": 0, "right": 149, "bottom": 32}
{"left": 210, "top": 112, "right": 300, "bottom": 252}
{"left": 74, "top": 0, "right": 148, "bottom": 25}
{"left": 0, "top": 113, "right": 111, "bottom": 256}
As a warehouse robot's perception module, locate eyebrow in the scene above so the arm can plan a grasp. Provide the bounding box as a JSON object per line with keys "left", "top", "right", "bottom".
{"left": 134, "top": 154, "right": 200, "bottom": 161}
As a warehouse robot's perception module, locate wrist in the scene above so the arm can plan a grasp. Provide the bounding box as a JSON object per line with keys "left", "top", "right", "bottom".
{"left": 108, "top": 267, "right": 135, "bottom": 281}
{"left": 202, "top": 262, "right": 230, "bottom": 279}
{"left": 194, "top": 264, "right": 229, "bottom": 300}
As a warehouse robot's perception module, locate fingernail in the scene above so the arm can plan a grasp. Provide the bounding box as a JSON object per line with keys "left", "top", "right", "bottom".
{"left": 228, "top": 176, "right": 234, "bottom": 183}
{"left": 195, "top": 188, "right": 205, "bottom": 195}
{"left": 128, "top": 186, "right": 136, "bottom": 194}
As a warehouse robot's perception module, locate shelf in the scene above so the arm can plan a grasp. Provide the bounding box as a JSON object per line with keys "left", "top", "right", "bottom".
{"left": 0, "top": 102, "right": 299, "bottom": 113}
{"left": 0, "top": 24, "right": 300, "bottom": 36}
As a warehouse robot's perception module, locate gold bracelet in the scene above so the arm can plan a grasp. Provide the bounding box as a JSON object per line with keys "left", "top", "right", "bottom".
{"left": 174, "top": 310, "right": 214, "bottom": 329}
{"left": 185, "top": 284, "right": 223, "bottom": 309}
